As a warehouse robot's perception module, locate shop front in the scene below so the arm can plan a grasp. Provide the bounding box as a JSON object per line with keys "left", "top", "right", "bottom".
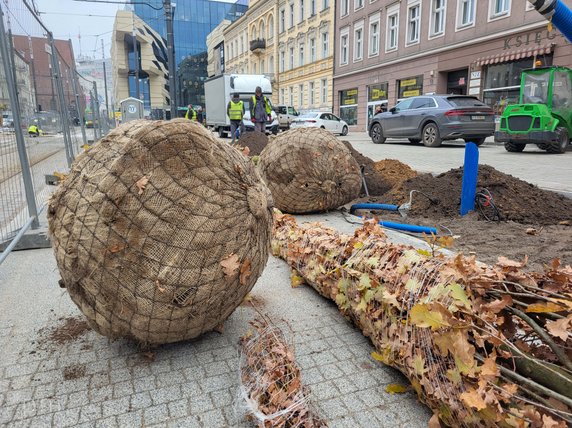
{"left": 366, "top": 82, "right": 388, "bottom": 130}
{"left": 339, "top": 88, "right": 358, "bottom": 126}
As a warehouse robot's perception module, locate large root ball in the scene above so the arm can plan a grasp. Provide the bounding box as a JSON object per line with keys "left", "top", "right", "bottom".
{"left": 48, "top": 119, "right": 273, "bottom": 344}
{"left": 258, "top": 128, "right": 361, "bottom": 213}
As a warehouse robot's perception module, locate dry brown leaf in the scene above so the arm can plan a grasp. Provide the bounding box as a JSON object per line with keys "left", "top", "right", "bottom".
{"left": 135, "top": 176, "right": 148, "bottom": 195}
{"left": 108, "top": 243, "right": 127, "bottom": 253}
{"left": 480, "top": 354, "right": 499, "bottom": 380}
{"left": 428, "top": 413, "right": 441, "bottom": 428}
{"left": 242, "top": 146, "right": 250, "bottom": 156}
{"left": 240, "top": 259, "right": 252, "bottom": 285}
{"left": 220, "top": 253, "right": 240, "bottom": 277}
{"left": 483, "top": 295, "right": 512, "bottom": 314}
{"left": 546, "top": 316, "right": 571, "bottom": 341}
{"left": 525, "top": 228, "right": 537, "bottom": 235}
{"left": 542, "top": 414, "right": 567, "bottom": 428}
{"left": 525, "top": 302, "right": 566, "bottom": 313}
{"left": 558, "top": 220, "right": 570, "bottom": 226}
{"left": 497, "top": 256, "right": 527, "bottom": 268}
{"left": 460, "top": 389, "right": 487, "bottom": 411}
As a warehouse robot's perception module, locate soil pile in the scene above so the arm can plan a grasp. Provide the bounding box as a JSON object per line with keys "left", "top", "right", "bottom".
{"left": 373, "top": 159, "right": 417, "bottom": 188}
{"left": 384, "top": 164, "right": 572, "bottom": 225}
{"left": 48, "top": 119, "right": 274, "bottom": 344}
{"left": 260, "top": 128, "right": 361, "bottom": 213}
{"left": 341, "top": 141, "right": 393, "bottom": 195}
{"left": 238, "top": 131, "right": 268, "bottom": 156}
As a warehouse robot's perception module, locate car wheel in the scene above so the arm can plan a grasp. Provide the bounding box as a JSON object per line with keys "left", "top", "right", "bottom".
{"left": 272, "top": 126, "right": 279, "bottom": 135}
{"left": 370, "top": 123, "right": 385, "bottom": 144}
{"left": 341, "top": 125, "right": 348, "bottom": 136}
{"left": 504, "top": 142, "right": 526, "bottom": 152}
{"left": 465, "top": 137, "right": 485, "bottom": 146}
{"left": 422, "top": 123, "right": 442, "bottom": 147}
{"left": 218, "top": 127, "right": 226, "bottom": 138}
{"left": 408, "top": 138, "right": 421, "bottom": 144}
{"left": 537, "top": 143, "right": 549, "bottom": 150}
{"left": 546, "top": 127, "right": 569, "bottom": 154}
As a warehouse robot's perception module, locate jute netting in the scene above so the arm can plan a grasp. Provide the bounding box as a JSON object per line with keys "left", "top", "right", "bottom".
{"left": 48, "top": 119, "right": 274, "bottom": 344}
{"left": 258, "top": 128, "right": 361, "bottom": 214}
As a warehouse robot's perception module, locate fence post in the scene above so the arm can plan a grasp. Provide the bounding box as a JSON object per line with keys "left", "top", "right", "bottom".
{"left": 71, "top": 72, "right": 87, "bottom": 147}
{"left": 48, "top": 33, "right": 75, "bottom": 167}
{"left": 0, "top": 6, "right": 40, "bottom": 229}
{"left": 92, "top": 81, "right": 103, "bottom": 139}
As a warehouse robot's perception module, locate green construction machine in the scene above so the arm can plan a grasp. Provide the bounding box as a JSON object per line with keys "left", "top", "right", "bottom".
{"left": 495, "top": 66, "right": 572, "bottom": 154}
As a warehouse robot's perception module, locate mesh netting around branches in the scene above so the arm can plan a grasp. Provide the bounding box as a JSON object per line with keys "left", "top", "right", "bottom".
{"left": 237, "top": 317, "right": 327, "bottom": 427}
{"left": 258, "top": 128, "right": 361, "bottom": 214}
{"left": 47, "top": 119, "right": 274, "bottom": 345}
{"left": 272, "top": 212, "right": 572, "bottom": 427}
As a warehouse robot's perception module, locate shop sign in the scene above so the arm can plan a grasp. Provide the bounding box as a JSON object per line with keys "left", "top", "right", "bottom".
{"left": 341, "top": 88, "right": 358, "bottom": 105}
{"left": 503, "top": 29, "right": 559, "bottom": 50}
{"left": 469, "top": 87, "right": 480, "bottom": 95}
{"left": 471, "top": 71, "right": 481, "bottom": 79}
{"left": 398, "top": 75, "right": 423, "bottom": 99}
{"left": 368, "top": 83, "right": 388, "bottom": 102}
{"left": 459, "top": 77, "right": 466, "bottom": 86}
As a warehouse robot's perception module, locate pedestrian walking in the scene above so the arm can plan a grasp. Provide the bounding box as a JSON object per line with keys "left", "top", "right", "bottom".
{"left": 196, "top": 106, "right": 204, "bottom": 124}
{"left": 250, "top": 86, "right": 271, "bottom": 133}
{"left": 28, "top": 124, "right": 39, "bottom": 137}
{"left": 227, "top": 93, "right": 245, "bottom": 144}
{"left": 185, "top": 104, "right": 197, "bottom": 121}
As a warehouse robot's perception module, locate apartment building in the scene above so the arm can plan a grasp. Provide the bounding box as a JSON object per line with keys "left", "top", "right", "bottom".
{"left": 223, "top": 0, "right": 334, "bottom": 111}
{"left": 333, "top": 0, "right": 572, "bottom": 131}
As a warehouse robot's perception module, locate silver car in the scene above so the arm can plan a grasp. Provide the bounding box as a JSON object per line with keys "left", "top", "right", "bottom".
{"left": 368, "top": 95, "right": 495, "bottom": 147}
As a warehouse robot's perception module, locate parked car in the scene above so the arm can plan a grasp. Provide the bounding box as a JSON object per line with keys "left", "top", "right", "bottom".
{"left": 290, "top": 112, "right": 349, "bottom": 136}
{"left": 368, "top": 95, "right": 495, "bottom": 147}
{"left": 274, "top": 105, "right": 299, "bottom": 129}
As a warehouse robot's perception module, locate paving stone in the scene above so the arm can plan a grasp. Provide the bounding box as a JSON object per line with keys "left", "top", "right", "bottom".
{"left": 101, "top": 396, "right": 131, "bottom": 418}
{"left": 5, "top": 387, "right": 35, "bottom": 406}
{"left": 204, "top": 360, "right": 232, "bottom": 377}
{"left": 52, "top": 408, "right": 81, "bottom": 427}
{"left": 78, "top": 403, "right": 103, "bottom": 423}
{"left": 32, "top": 383, "right": 56, "bottom": 400}
{"left": 26, "top": 413, "right": 53, "bottom": 427}
{"left": 309, "top": 380, "right": 340, "bottom": 401}
{"left": 112, "top": 380, "right": 134, "bottom": 398}
{"left": 188, "top": 394, "right": 214, "bottom": 414}
{"left": 155, "top": 370, "right": 186, "bottom": 388}
{"left": 130, "top": 391, "right": 153, "bottom": 410}
{"left": 10, "top": 375, "right": 34, "bottom": 390}
{"left": 36, "top": 396, "right": 68, "bottom": 415}
{"left": 108, "top": 368, "right": 131, "bottom": 384}
{"left": 132, "top": 375, "right": 157, "bottom": 392}
{"left": 167, "top": 398, "right": 189, "bottom": 419}
{"left": 329, "top": 416, "right": 360, "bottom": 428}
{"left": 302, "top": 367, "right": 325, "bottom": 385}
{"left": 116, "top": 409, "right": 143, "bottom": 426}
{"left": 4, "top": 362, "right": 39, "bottom": 378}
{"left": 0, "top": 405, "right": 16, "bottom": 425}
{"left": 95, "top": 416, "right": 119, "bottom": 428}
{"left": 89, "top": 385, "right": 114, "bottom": 403}
{"left": 180, "top": 381, "right": 202, "bottom": 398}
{"left": 144, "top": 403, "right": 170, "bottom": 425}
{"left": 209, "top": 388, "right": 234, "bottom": 408}
{"left": 14, "top": 401, "right": 37, "bottom": 420}
{"left": 199, "top": 374, "right": 234, "bottom": 393}
{"left": 150, "top": 385, "right": 182, "bottom": 405}
{"left": 318, "top": 397, "right": 350, "bottom": 419}
{"left": 196, "top": 408, "right": 227, "bottom": 428}
{"left": 167, "top": 415, "right": 201, "bottom": 428}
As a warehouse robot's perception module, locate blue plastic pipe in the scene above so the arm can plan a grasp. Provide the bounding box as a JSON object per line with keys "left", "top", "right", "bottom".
{"left": 528, "top": 0, "right": 572, "bottom": 43}
{"left": 377, "top": 220, "right": 438, "bottom": 235}
{"left": 350, "top": 203, "right": 399, "bottom": 214}
{"left": 460, "top": 142, "right": 479, "bottom": 216}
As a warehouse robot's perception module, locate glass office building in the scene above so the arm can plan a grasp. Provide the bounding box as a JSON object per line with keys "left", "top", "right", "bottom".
{"left": 131, "top": 0, "right": 247, "bottom": 110}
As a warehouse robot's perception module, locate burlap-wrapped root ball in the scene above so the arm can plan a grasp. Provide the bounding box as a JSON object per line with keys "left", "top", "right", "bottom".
{"left": 258, "top": 127, "right": 361, "bottom": 213}
{"left": 48, "top": 119, "right": 274, "bottom": 344}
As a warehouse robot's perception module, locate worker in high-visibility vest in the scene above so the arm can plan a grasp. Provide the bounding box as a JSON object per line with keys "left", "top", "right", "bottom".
{"left": 28, "top": 124, "right": 40, "bottom": 137}
{"left": 227, "top": 93, "right": 245, "bottom": 143}
{"left": 185, "top": 104, "right": 197, "bottom": 121}
{"left": 250, "top": 86, "right": 272, "bottom": 133}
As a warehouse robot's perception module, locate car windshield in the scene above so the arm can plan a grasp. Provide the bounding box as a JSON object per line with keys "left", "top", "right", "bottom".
{"left": 447, "top": 97, "right": 486, "bottom": 107}
{"left": 300, "top": 113, "right": 319, "bottom": 118}
{"left": 522, "top": 71, "right": 550, "bottom": 105}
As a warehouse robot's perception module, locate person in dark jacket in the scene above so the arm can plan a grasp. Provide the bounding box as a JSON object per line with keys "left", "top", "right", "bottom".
{"left": 250, "top": 86, "right": 271, "bottom": 133}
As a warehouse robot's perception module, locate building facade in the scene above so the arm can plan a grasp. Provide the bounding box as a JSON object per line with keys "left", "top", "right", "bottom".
{"left": 207, "top": 20, "right": 231, "bottom": 78}
{"left": 111, "top": 10, "right": 170, "bottom": 117}
{"left": 0, "top": 49, "right": 36, "bottom": 122}
{"left": 223, "top": 0, "right": 334, "bottom": 112}
{"left": 130, "top": 0, "right": 247, "bottom": 108}
{"left": 76, "top": 56, "right": 114, "bottom": 117}
{"left": 333, "top": 0, "right": 572, "bottom": 131}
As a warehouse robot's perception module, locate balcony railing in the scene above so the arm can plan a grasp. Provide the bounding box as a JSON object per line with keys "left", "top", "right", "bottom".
{"left": 249, "top": 38, "right": 266, "bottom": 53}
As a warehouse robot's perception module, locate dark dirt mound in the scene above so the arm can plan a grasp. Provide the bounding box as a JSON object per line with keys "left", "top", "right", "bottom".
{"left": 238, "top": 131, "right": 268, "bottom": 156}
{"left": 47, "top": 316, "right": 91, "bottom": 345}
{"left": 383, "top": 165, "right": 572, "bottom": 225}
{"left": 63, "top": 364, "right": 87, "bottom": 380}
{"left": 373, "top": 160, "right": 417, "bottom": 188}
{"left": 341, "top": 141, "right": 393, "bottom": 196}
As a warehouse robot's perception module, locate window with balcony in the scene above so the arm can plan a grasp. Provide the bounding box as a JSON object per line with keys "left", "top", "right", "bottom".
{"left": 340, "top": 31, "right": 349, "bottom": 65}
{"left": 491, "top": 0, "right": 510, "bottom": 17}
{"left": 299, "top": 44, "right": 305, "bottom": 66}
{"left": 369, "top": 17, "right": 379, "bottom": 56}
{"left": 407, "top": 4, "right": 420, "bottom": 44}
{"left": 354, "top": 26, "right": 363, "bottom": 61}
{"left": 386, "top": 12, "right": 398, "bottom": 51}
{"left": 430, "top": 0, "right": 446, "bottom": 37}
{"left": 458, "top": 0, "right": 475, "bottom": 27}
{"left": 310, "top": 38, "right": 316, "bottom": 62}
{"left": 322, "top": 32, "right": 329, "bottom": 58}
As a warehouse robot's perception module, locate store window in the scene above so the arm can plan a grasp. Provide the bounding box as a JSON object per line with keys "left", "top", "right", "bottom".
{"left": 481, "top": 57, "right": 553, "bottom": 113}
{"left": 397, "top": 75, "right": 423, "bottom": 98}
{"left": 340, "top": 88, "right": 358, "bottom": 125}
{"left": 367, "top": 83, "right": 388, "bottom": 127}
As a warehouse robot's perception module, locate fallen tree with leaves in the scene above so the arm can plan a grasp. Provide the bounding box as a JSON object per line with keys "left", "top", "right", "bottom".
{"left": 239, "top": 317, "right": 327, "bottom": 427}
{"left": 272, "top": 213, "right": 572, "bottom": 427}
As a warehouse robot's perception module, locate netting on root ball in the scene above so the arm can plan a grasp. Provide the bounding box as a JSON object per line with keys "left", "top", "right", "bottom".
{"left": 48, "top": 119, "right": 274, "bottom": 345}
{"left": 258, "top": 128, "right": 361, "bottom": 214}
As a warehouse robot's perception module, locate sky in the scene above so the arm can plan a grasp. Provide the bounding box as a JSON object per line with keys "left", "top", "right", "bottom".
{"left": 35, "top": 0, "right": 123, "bottom": 60}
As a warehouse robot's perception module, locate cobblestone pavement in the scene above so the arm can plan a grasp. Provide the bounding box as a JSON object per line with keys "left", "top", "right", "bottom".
{"left": 0, "top": 213, "right": 432, "bottom": 427}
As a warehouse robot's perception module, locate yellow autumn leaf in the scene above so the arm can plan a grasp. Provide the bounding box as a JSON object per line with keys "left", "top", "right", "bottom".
{"left": 525, "top": 302, "right": 566, "bottom": 313}
{"left": 353, "top": 241, "right": 364, "bottom": 250}
{"left": 417, "top": 248, "right": 432, "bottom": 257}
{"left": 356, "top": 298, "right": 368, "bottom": 312}
{"left": 290, "top": 272, "right": 305, "bottom": 288}
{"left": 405, "top": 278, "right": 421, "bottom": 292}
{"left": 413, "top": 354, "right": 425, "bottom": 376}
{"left": 371, "top": 349, "right": 392, "bottom": 365}
{"left": 460, "top": 389, "right": 487, "bottom": 411}
{"left": 357, "top": 273, "right": 371, "bottom": 291}
{"left": 448, "top": 283, "right": 472, "bottom": 310}
{"left": 385, "top": 383, "right": 409, "bottom": 394}
{"left": 410, "top": 304, "right": 450, "bottom": 330}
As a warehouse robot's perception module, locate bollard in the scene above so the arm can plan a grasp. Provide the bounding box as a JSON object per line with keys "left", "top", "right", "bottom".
{"left": 460, "top": 142, "right": 479, "bottom": 216}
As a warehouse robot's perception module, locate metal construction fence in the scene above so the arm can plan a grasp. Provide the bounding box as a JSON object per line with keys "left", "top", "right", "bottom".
{"left": 0, "top": 0, "right": 110, "bottom": 264}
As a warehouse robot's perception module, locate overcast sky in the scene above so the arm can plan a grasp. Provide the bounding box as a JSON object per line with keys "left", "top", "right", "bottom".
{"left": 36, "top": 0, "right": 122, "bottom": 60}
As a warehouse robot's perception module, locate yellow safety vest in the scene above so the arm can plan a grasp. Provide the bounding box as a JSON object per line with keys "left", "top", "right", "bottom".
{"left": 28, "top": 125, "right": 38, "bottom": 133}
{"left": 228, "top": 100, "right": 244, "bottom": 120}
{"left": 185, "top": 109, "right": 197, "bottom": 121}
{"left": 251, "top": 95, "right": 271, "bottom": 115}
